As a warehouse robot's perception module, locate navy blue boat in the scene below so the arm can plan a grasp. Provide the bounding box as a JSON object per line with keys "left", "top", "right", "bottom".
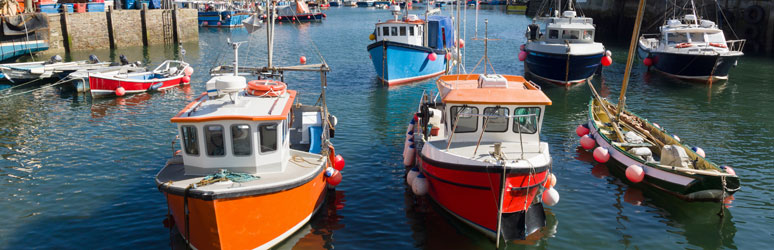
{"left": 522, "top": 4, "right": 606, "bottom": 86}
{"left": 638, "top": 14, "right": 744, "bottom": 82}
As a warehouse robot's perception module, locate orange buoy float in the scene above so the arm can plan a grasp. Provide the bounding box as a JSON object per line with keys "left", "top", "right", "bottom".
{"left": 675, "top": 43, "right": 692, "bottom": 48}
{"left": 115, "top": 86, "right": 126, "bottom": 96}
{"left": 246, "top": 79, "right": 287, "bottom": 97}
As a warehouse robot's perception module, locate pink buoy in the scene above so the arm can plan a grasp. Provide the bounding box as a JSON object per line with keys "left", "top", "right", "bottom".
{"left": 625, "top": 165, "right": 645, "bottom": 183}
{"left": 643, "top": 57, "right": 653, "bottom": 67}
{"left": 722, "top": 166, "right": 736, "bottom": 176}
{"left": 543, "top": 173, "right": 556, "bottom": 188}
{"left": 542, "top": 188, "right": 559, "bottom": 206}
{"left": 458, "top": 39, "right": 465, "bottom": 48}
{"left": 518, "top": 51, "right": 527, "bottom": 61}
{"left": 428, "top": 52, "right": 437, "bottom": 61}
{"left": 217, "top": 21, "right": 222, "bottom": 26}
{"left": 601, "top": 56, "right": 612, "bottom": 66}
{"left": 576, "top": 124, "right": 589, "bottom": 137}
{"left": 580, "top": 134, "right": 596, "bottom": 150}
{"left": 445, "top": 53, "right": 451, "bottom": 60}
{"left": 115, "top": 86, "right": 126, "bottom": 96}
{"left": 412, "top": 174, "right": 428, "bottom": 195}
{"left": 299, "top": 56, "right": 307, "bottom": 64}
{"left": 692, "top": 147, "right": 706, "bottom": 158}
{"left": 593, "top": 147, "right": 610, "bottom": 163}
{"left": 182, "top": 75, "right": 191, "bottom": 83}
{"left": 202, "top": 21, "right": 208, "bottom": 26}
{"left": 184, "top": 66, "right": 194, "bottom": 76}
{"left": 333, "top": 155, "right": 345, "bottom": 171}
{"left": 328, "top": 170, "right": 342, "bottom": 186}
{"left": 520, "top": 44, "right": 525, "bottom": 51}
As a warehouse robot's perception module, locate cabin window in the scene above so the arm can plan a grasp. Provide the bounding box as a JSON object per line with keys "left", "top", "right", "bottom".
{"left": 513, "top": 108, "right": 541, "bottom": 134}
{"left": 582, "top": 30, "right": 594, "bottom": 40}
{"left": 400, "top": 26, "right": 406, "bottom": 36}
{"left": 259, "top": 123, "right": 278, "bottom": 153}
{"left": 548, "top": 29, "right": 559, "bottom": 39}
{"left": 409, "top": 26, "right": 415, "bottom": 36}
{"left": 483, "top": 107, "right": 509, "bottom": 132}
{"left": 205, "top": 125, "right": 225, "bottom": 156}
{"left": 562, "top": 30, "right": 580, "bottom": 39}
{"left": 450, "top": 106, "right": 479, "bottom": 133}
{"left": 707, "top": 32, "right": 725, "bottom": 43}
{"left": 667, "top": 32, "right": 688, "bottom": 44}
{"left": 231, "top": 124, "right": 251, "bottom": 156}
{"left": 391, "top": 27, "right": 398, "bottom": 36}
{"left": 181, "top": 126, "right": 199, "bottom": 156}
{"left": 688, "top": 32, "right": 705, "bottom": 43}
{"left": 383, "top": 27, "right": 389, "bottom": 37}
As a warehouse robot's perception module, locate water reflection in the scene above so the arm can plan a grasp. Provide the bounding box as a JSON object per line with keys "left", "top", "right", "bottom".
{"left": 576, "top": 145, "right": 738, "bottom": 249}
{"left": 403, "top": 179, "right": 558, "bottom": 249}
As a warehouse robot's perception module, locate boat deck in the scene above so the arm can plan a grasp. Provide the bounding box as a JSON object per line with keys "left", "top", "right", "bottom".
{"left": 425, "top": 139, "right": 550, "bottom": 168}
{"left": 156, "top": 149, "right": 325, "bottom": 200}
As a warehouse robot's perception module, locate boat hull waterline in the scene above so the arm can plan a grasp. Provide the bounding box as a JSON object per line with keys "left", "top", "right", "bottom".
{"left": 524, "top": 50, "right": 603, "bottom": 85}
{"left": 367, "top": 41, "right": 448, "bottom": 86}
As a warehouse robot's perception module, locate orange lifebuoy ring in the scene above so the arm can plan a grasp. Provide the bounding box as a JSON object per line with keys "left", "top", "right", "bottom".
{"left": 675, "top": 43, "right": 693, "bottom": 49}
{"left": 709, "top": 42, "right": 728, "bottom": 48}
{"left": 247, "top": 80, "right": 287, "bottom": 97}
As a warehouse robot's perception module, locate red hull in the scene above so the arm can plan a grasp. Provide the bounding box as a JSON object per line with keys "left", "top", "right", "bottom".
{"left": 418, "top": 154, "right": 548, "bottom": 238}
{"left": 89, "top": 75, "right": 185, "bottom": 97}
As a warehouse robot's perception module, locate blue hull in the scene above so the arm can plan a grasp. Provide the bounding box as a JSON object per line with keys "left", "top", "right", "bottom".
{"left": 367, "top": 41, "right": 447, "bottom": 85}
{"left": 0, "top": 40, "right": 49, "bottom": 62}
{"left": 198, "top": 11, "right": 251, "bottom": 27}
{"left": 524, "top": 50, "right": 603, "bottom": 85}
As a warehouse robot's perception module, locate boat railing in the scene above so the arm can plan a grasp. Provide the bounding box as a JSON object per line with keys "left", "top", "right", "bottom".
{"left": 726, "top": 39, "right": 746, "bottom": 52}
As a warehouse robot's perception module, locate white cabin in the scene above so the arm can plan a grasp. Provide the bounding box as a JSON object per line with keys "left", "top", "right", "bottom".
{"left": 374, "top": 15, "right": 425, "bottom": 46}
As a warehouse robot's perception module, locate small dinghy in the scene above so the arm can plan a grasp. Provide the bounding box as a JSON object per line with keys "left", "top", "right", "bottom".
{"left": 65, "top": 56, "right": 145, "bottom": 93}
{"left": 582, "top": 0, "right": 740, "bottom": 203}
{"left": 0, "top": 55, "right": 111, "bottom": 84}
{"left": 88, "top": 60, "right": 191, "bottom": 97}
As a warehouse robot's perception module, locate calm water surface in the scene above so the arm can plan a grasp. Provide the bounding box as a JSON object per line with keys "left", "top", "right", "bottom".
{"left": 1, "top": 6, "right": 772, "bottom": 249}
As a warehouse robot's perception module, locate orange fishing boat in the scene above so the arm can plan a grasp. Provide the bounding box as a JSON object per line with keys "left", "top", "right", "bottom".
{"left": 156, "top": 5, "right": 344, "bottom": 248}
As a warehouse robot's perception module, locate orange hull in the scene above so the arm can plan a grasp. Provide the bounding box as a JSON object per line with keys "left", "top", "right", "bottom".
{"left": 162, "top": 171, "right": 328, "bottom": 250}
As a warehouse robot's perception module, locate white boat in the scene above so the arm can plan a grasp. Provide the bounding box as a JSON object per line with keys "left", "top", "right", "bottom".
{"left": 522, "top": 0, "right": 607, "bottom": 86}
{"left": 637, "top": 0, "right": 744, "bottom": 82}
{"left": 0, "top": 55, "right": 111, "bottom": 84}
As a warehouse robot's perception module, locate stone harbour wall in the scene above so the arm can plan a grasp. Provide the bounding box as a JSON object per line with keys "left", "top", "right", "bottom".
{"left": 46, "top": 6, "right": 198, "bottom": 52}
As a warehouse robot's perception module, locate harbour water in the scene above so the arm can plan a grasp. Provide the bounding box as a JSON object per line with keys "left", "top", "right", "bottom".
{"left": 1, "top": 6, "right": 773, "bottom": 249}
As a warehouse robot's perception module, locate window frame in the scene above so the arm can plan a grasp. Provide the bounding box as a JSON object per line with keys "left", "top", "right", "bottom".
{"left": 449, "top": 106, "right": 479, "bottom": 134}
{"left": 204, "top": 125, "right": 226, "bottom": 157}
{"left": 181, "top": 125, "right": 199, "bottom": 156}
{"left": 512, "top": 107, "right": 542, "bottom": 135}
{"left": 400, "top": 26, "right": 406, "bottom": 36}
{"left": 230, "top": 124, "right": 252, "bottom": 157}
{"left": 259, "top": 123, "right": 279, "bottom": 154}
{"left": 391, "top": 26, "right": 398, "bottom": 36}
{"left": 483, "top": 107, "right": 510, "bottom": 133}
{"left": 382, "top": 27, "right": 389, "bottom": 37}
{"left": 548, "top": 29, "right": 559, "bottom": 39}
{"left": 409, "top": 26, "right": 415, "bottom": 36}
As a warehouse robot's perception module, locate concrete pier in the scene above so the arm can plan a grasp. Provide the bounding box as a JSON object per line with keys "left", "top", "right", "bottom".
{"left": 46, "top": 6, "right": 198, "bottom": 52}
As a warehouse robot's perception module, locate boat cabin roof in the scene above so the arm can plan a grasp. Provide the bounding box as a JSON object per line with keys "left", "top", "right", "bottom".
{"left": 171, "top": 90, "right": 297, "bottom": 123}
{"left": 437, "top": 74, "right": 552, "bottom": 106}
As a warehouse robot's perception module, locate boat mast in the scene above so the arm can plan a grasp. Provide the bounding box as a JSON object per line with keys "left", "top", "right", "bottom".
{"left": 266, "top": 0, "right": 274, "bottom": 68}
{"left": 456, "top": 0, "right": 461, "bottom": 73}
{"left": 614, "top": 0, "right": 647, "bottom": 120}
{"left": 689, "top": 0, "right": 698, "bottom": 26}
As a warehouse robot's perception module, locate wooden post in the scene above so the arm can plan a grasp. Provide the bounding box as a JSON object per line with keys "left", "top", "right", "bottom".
{"left": 107, "top": 6, "right": 116, "bottom": 49}
{"left": 172, "top": 5, "right": 180, "bottom": 44}
{"left": 60, "top": 6, "right": 71, "bottom": 52}
{"left": 140, "top": 3, "right": 149, "bottom": 46}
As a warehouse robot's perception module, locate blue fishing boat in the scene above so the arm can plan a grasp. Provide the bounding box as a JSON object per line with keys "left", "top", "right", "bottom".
{"left": 366, "top": 6, "right": 455, "bottom": 86}
{"left": 521, "top": 0, "right": 607, "bottom": 86}
{"left": 0, "top": 13, "right": 49, "bottom": 62}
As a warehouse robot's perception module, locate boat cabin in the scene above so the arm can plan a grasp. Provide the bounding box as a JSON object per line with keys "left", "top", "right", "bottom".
{"left": 528, "top": 11, "right": 596, "bottom": 43}
{"left": 374, "top": 14, "right": 454, "bottom": 50}
{"left": 431, "top": 74, "right": 552, "bottom": 152}
{"left": 659, "top": 17, "right": 728, "bottom": 49}
{"left": 171, "top": 75, "right": 326, "bottom": 176}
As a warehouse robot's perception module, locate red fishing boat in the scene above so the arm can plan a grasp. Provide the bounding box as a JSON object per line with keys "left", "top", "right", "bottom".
{"left": 406, "top": 73, "right": 556, "bottom": 241}
{"left": 88, "top": 60, "right": 191, "bottom": 97}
